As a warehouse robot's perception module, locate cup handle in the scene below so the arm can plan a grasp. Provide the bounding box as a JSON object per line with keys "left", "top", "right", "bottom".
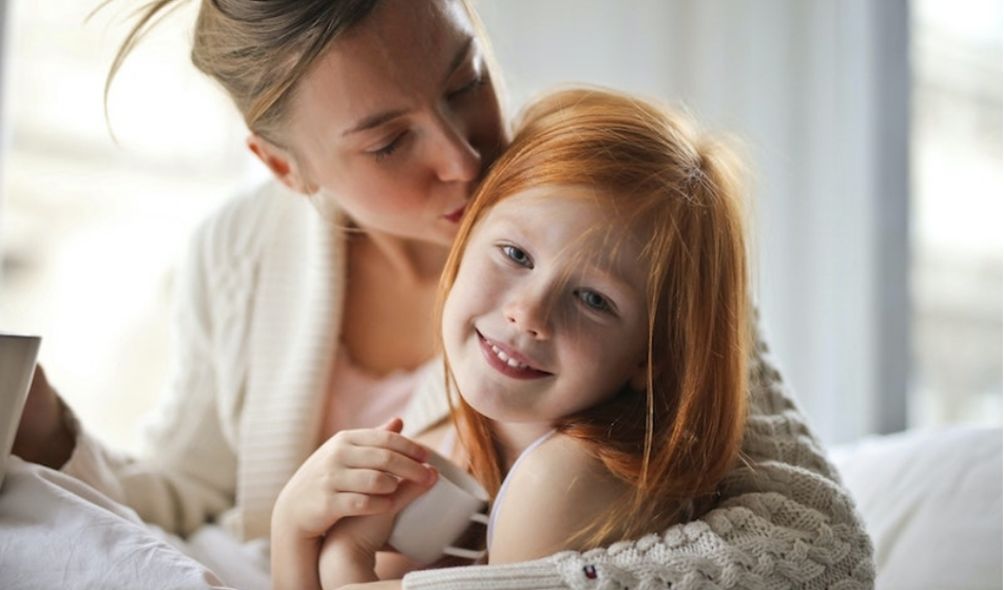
{"left": 442, "top": 545, "right": 486, "bottom": 560}
{"left": 441, "top": 512, "right": 490, "bottom": 561}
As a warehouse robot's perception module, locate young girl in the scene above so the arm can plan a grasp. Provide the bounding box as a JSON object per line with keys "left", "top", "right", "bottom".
{"left": 284, "top": 86, "right": 752, "bottom": 589}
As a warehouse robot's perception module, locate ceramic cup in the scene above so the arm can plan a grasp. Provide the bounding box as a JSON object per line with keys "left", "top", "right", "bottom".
{"left": 388, "top": 447, "right": 489, "bottom": 564}
{"left": 0, "top": 334, "right": 41, "bottom": 490}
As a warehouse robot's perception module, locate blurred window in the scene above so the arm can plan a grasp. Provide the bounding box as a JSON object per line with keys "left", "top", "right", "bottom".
{"left": 0, "top": 1, "right": 255, "bottom": 451}
{"left": 909, "top": 0, "right": 1002, "bottom": 426}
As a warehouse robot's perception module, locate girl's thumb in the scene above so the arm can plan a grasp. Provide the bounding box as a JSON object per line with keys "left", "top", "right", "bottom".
{"left": 380, "top": 417, "right": 404, "bottom": 433}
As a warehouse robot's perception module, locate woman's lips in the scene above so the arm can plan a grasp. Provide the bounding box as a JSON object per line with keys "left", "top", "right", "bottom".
{"left": 443, "top": 204, "right": 466, "bottom": 223}
{"left": 476, "top": 330, "right": 552, "bottom": 380}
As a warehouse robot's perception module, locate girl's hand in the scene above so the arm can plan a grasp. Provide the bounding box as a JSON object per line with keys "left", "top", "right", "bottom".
{"left": 12, "top": 365, "right": 76, "bottom": 469}
{"left": 272, "top": 418, "right": 436, "bottom": 541}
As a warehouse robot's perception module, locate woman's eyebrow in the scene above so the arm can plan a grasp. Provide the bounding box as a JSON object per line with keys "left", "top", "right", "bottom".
{"left": 342, "top": 108, "right": 408, "bottom": 137}
{"left": 341, "top": 37, "right": 476, "bottom": 138}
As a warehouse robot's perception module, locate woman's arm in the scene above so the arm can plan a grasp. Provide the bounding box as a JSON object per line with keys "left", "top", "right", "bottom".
{"left": 43, "top": 194, "right": 265, "bottom": 537}
{"left": 400, "top": 318, "right": 875, "bottom": 589}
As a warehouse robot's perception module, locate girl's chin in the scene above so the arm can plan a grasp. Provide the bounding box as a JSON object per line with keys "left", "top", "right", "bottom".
{"left": 457, "top": 388, "right": 511, "bottom": 422}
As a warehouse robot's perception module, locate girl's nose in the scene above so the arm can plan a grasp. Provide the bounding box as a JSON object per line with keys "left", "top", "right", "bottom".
{"left": 503, "top": 291, "right": 551, "bottom": 339}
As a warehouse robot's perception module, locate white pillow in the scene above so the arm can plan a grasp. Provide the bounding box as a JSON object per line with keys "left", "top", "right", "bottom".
{"left": 830, "top": 427, "right": 1002, "bottom": 590}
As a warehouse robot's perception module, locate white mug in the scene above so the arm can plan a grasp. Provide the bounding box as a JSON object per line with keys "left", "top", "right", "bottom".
{"left": 0, "top": 334, "right": 42, "bottom": 490}
{"left": 389, "top": 446, "right": 488, "bottom": 564}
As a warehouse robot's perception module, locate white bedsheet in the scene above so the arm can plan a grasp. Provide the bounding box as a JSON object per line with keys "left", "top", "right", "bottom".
{"left": 0, "top": 457, "right": 270, "bottom": 589}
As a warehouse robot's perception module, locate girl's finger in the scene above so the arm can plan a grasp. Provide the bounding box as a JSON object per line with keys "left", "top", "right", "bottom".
{"left": 388, "top": 473, "right": 438, "bottom": 512}
{"left": 379, "top": 417, "right": 404, "bottom": 433}
{"left": 328, "top": 492, "right": 395, "bottom": 519}
{"left": 345, "top": 428, "right": 428, "bottom": 462}
{"left": 329, "top": 468, "right": 401, "bottom": 495}
{"left": 341, "top": 446, "right": 435, "bottom": 485}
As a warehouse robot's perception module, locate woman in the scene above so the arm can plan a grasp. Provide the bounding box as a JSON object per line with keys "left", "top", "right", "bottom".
{"left": 14, "top": 1, "right": 873, "bottom": 587}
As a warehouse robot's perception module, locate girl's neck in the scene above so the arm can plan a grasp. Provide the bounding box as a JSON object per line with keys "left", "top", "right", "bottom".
{"left": 491, "top": 420, "right": 556, "bottom": 469}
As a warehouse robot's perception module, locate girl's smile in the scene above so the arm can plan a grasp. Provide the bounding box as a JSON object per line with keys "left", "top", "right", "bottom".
{"left": 476, "top": 329, "right": 552, "bottom": 379}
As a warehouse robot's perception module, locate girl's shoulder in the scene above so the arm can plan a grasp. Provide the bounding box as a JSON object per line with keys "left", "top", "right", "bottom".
{"left": 489, "top": 433, "right": 630, "bottom": 564}
{"left": 516, "top": 432, "right": 608, "bottom": 478}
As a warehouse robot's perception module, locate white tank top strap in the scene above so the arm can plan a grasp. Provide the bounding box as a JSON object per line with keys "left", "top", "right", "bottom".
{"left": 486, "top": 429, "right": 558, "bottom": 550}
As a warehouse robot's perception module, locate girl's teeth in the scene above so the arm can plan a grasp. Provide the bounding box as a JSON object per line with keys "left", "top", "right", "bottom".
{"left": 490, "top": 344, "right": 527, "bottom": 369}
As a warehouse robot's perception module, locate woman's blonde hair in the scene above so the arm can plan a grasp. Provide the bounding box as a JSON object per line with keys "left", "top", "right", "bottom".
{"left": 437, "top": 87, "right": 752, "bottom": 548}
{"left": 106, "top": 0, "right": 504, "bottom": 142}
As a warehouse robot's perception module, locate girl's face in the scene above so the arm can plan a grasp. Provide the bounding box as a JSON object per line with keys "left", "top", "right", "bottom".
{"left": 442, "top": 186, "right": 650, "bottom": 426}
{"left": 270, "top": 0, "right": 505, "bottom": 245}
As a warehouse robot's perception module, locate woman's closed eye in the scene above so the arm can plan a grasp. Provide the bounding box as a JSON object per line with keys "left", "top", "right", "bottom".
{"left": 368, "top": 131, "right": 408, "bottom": 161}
{"left": 447, "top": 71, "right": 487, "bottom": 102}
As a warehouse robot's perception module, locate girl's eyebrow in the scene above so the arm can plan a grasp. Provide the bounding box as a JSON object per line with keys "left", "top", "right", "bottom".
{"left": 341, "top": 37, "right": 475, "bottom": 137}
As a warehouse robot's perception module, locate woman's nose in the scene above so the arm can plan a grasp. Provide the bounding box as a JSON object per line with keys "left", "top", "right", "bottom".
{"left": 434, "top": 117, "right": 482, "bottom": 183}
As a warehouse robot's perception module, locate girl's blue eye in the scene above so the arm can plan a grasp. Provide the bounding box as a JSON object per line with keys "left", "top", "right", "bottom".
{"left": 576, "top": 289, "right": 613, "bottom": 313}
{"left": 501, "top": 245, "right": 532, "bottom": 268}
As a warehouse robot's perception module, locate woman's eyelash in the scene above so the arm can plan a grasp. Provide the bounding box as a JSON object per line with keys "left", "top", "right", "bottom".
{"left": 372, "top": 133, "right": 405, "bottom": 161}
{"left": 448, "top": 72, "right": 486, "bottom": 99}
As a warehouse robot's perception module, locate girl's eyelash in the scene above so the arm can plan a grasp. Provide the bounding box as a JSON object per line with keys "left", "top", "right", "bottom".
{"left": 499, "top": 244, "right": 532, "bottom": 268}
{"left": 575, "top": 289, "right": 616, "bottom": 314}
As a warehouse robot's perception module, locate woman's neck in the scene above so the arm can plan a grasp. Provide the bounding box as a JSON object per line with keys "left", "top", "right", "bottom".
{"left": 359, "top": 229, "right": 449, "bottom": 285}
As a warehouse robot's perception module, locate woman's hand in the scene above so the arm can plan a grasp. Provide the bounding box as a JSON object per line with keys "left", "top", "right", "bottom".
{"left": 273, "top": 418, "right": 436, "bottom": 540}
{"left": 12, "top": 365, "right": 76, "bottom": 469}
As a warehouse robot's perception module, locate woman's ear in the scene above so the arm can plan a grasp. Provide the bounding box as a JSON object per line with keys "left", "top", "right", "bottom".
{"left": 246, "top": 134, "right": 316, "bottom": 194}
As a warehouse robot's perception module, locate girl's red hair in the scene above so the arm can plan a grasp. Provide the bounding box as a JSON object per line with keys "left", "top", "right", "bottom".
{"left": 437, "top": 87, "right": 751, "bottom": 547}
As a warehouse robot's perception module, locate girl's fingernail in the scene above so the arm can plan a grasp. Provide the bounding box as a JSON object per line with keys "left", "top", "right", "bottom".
{"left": 426, "top": 466, "right": 438, "bottom": 484}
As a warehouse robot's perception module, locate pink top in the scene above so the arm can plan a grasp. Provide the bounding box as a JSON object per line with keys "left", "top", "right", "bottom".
{"left": 322, "top": 349, "right": 435, "bottom": 438}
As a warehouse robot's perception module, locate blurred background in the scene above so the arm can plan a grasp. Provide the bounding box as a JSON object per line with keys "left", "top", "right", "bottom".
{"left": 0, "top": 0, "right": 1000, "bottom": 451}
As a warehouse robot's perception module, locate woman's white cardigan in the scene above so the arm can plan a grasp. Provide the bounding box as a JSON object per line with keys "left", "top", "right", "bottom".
{"left": 62, "top": 182, "right": 874, "bottom": 589}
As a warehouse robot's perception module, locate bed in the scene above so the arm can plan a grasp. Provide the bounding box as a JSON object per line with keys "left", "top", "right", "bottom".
{"left": 1, "top": 426, "right": 1000, "bottom": 588}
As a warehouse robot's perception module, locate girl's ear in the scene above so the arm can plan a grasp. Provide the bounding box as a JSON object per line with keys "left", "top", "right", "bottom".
{"left": 246, "top": 134, "right": 316, "bottom": 194}
{"left": 628, "top": 361, "right": 648, "bottom": 392}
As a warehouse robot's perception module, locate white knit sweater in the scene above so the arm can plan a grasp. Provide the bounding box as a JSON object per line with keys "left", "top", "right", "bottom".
{"left": 62, "top": 182, "right": 874, "bottom": 589}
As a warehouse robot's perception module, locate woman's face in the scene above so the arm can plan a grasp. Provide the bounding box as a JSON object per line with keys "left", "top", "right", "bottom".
{"left": 273, "top": 0, "right": 506, "bottom": 246}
